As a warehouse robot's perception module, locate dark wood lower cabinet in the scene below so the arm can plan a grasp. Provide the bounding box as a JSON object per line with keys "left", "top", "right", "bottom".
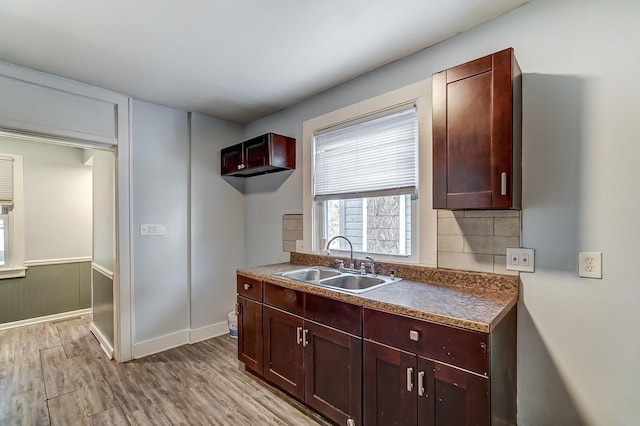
{"left": 364, "top": 341, "right": 417, "bottom": 426}
{"left": 263, "top": 305, "right": 363, "bottom": 425}
{"left": 263, "top": 305, "right": 305, "bottom": 399}
{"left": 237, "top": 277, "right": 515, "bottom": 426}
{"left": 237, "top": 295, "right": 263, "bottom": 375}
{"left": 304, "top": 320, "right": 362, "bottom": 426}
{"left": 364, "top": 341, "right": 489, "bottom": 426}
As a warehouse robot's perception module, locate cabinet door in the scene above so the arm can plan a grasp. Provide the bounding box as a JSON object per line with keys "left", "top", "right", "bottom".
{"left": 304, "top": 321, "right": 362, "bottom": 425}
{"left": 237, "top": 296, "right": 263, "bottom": 375}
{"left": 416, "top": 358, "right": 435, "bottom": 426}
{"left": 263, "top": 306, "right": 304, "bottom": 399}
{"left": 433, "top": 48, "right": 516, "bottom": 209}
{"left": 221, "top": 143, "right": 244, "bottom": 175}
{"left": 433, "top": 362, "right": 489, "bottom": 426}
{"left": 244, "top": 134, "right": 269, "bottom": 169}
{"left": 364, "top": 341, "right": 417, "bottom": 426}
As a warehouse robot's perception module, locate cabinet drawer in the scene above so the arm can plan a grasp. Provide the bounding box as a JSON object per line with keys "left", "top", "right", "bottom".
{"left": 264, "top": 282, "right": 304, "bottom": 316}
{"left": 364, "top": 308, "right": 489, "bottom": 375}
{"left": 305, "top": 293, "right": 362, "bottom": 336}
{"left": 237, "top": 275, "right": 263, "bottom": 301}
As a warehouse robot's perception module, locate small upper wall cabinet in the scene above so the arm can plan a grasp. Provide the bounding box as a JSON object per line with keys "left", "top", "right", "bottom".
{"left": 221, "top": 133, "right": 296, "bottom": 177}
{"left": 432, "top": 48, "right": 522, "bottom": 210}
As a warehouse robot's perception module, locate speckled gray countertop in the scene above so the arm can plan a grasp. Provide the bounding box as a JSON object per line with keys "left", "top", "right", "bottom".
{"left": 237, "top": 255, "right": 518, "bottom": 333}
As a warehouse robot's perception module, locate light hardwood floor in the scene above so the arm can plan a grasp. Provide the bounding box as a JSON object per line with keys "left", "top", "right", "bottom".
{"left": 0, "top": 315, "right": 332, "bottom": 425}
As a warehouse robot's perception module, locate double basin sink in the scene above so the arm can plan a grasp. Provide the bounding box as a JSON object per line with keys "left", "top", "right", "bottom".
{"left": 277, "top": 266, "right": 400, "bottom": 294}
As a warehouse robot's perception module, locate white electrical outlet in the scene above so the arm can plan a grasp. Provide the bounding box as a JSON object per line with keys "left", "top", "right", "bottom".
{"left": 506, "top": 248, "right": 535, "bottom": 272}
{"left": 579, "top": 252, "right": 602, "bottom": 279}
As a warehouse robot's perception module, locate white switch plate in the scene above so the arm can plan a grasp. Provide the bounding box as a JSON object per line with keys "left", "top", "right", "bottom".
{"left": 506, "top": 248, "right": 535, "bottom": 272}
{"left": 579, "top": 252, "right": 602, "bottom": 279}
{"left": 140, "top": 224, "right": 166, "bottom": 236}
{"left": 296, "top": 240, "right": 304, "bottom": 252}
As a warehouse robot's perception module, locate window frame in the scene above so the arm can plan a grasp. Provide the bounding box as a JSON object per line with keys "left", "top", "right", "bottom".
{"left": 0, "top": 153, "right": 25, "bottom": 279}
{"left": 302, "top": 81, "right": 437, "bottom": 266}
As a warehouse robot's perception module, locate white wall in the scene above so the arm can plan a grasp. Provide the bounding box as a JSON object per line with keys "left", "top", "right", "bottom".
{"left": 91, "top": 149, "right": 115, "bottom": 272}
{"left": 132, "top": 100, "right": 189, "bottom": 346}
{"left": 0, "top": 136, "right": 92, "bottom": 262}
{"left": 189, "top": 112, "right": 244, "bottom": 332}
{"left": 242, "top": 0, "right": 640, "bottom": 423}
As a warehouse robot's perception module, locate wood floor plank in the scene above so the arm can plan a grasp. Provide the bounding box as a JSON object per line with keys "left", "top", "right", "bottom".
{"left": 47, "top": 391, "right": 88, "bottom": 426}
{"left": 41, "top": 346, "right": 77, "bottom": 399}
{"left": 87, "top": 406, "right": 128, "bottom": 426}
{"left": 35, "top": 322, "right": 62, "bottom": 351}
{"left": 3, "top": 317, "right": 333, "bottom": 426}
{"left": 72, "top": 354, "right": 117, "bottom": 416}
{"left": 10, "top": 388, "right": 50, "bottom": 426}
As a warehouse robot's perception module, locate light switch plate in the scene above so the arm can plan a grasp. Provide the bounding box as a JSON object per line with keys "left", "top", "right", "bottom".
{"left": 140, "top": 224, "right": 166, "bottom": 236}
{"left": 579, "top": 252, "right": 602, "bottom": 279}
{"left": 506, "top": 248, "right": 535, "bottom": 272}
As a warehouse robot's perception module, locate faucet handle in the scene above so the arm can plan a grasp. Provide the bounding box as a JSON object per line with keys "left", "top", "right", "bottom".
{"left": 335, "top": 259, "right": 345, "bottom": 270}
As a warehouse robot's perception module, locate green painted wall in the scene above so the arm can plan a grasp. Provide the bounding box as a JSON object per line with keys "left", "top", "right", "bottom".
{"left": 92, "top": 269, "right": 114, "bottom": 346}
{"left": 0, "top": 261, "right": 91, "bottom": 324}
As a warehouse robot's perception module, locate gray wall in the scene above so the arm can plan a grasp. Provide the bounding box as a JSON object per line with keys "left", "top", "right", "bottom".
{"left": 189, "top": 112, "right": 244, "bottom": 331}
{"left": 0, "top": 262, "right": 90, "bottom": 324}
{"left": 242, "top": 0, "right": 640, "bottom": 424}
{"left": 132, "top": 100, "right": 189, "bottom": 344}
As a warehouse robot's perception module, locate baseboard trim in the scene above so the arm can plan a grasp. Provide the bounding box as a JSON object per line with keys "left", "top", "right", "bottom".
{"left": 90, "top": 322, "right": 114, "bottom": 360}
{"left": 133, "top": 329, "right": 190, "bottom": 359}
{"left": 0, "top": 308, "right": 92, "bottom": 330}
{"left": 189, "top": 321, "right": 229, "bottom": 344}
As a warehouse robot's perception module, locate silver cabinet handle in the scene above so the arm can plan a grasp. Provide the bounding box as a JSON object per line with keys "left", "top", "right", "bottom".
{"left": 501, "top": 172, "right": 507, "bottom": 195}
{"left": 407, "top": 367, "right": 414, "bottom": 392}
{"left": 418, "top": 371, "right": 425, "bottom": 397}
{"left": 296, "top": 326, "right": 302, "bottom": 345}
{"left": 238, "top": 164, "right": 246, "bottom": 170}
{"left": 235, "top": 303, "right": 240, "bottom": 315}
{"left": 303, "top": 329, "right": 309, "bottom": 347}
{"left": 346, "top": 419, "right": 355, "bottom": 426}
{"left": 243, "top": 283, "right": 251, "bottom": 290}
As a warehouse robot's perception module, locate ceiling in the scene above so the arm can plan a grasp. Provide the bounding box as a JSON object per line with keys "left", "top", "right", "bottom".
{"left": 0, "top": 0, "right": 528, "bottom": 124}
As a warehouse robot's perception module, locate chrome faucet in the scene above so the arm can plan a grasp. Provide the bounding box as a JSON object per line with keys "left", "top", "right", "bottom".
{"left": 365, "top": 256, "right": 376, "bottom": 277}
{"left": 326, "top": 235, "right": 354, "bottom": 270}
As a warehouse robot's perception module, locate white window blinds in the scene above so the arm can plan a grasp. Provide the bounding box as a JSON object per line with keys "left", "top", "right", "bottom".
{"left": 313, "top": 104, "right": 418, "bottom": 200}
{"left": 0, "top": 157, "right": 14, "bottom": 206}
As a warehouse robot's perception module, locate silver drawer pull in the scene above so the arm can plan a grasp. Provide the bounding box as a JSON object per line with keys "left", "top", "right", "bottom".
{"left": 243, "top": 283, "right": 251, "bottom": 290}
{"left": 409, "top": 330, "right": 419, "bottom": 341}
{"left": 238, "top": 164, "right": 246, "bottom": 170}
{"left": 303, "top": 329, "right": 309, "bottom": 347}
{"left": 407, "top": 367, "right": 414, "bottom": 392}
{"left": 418, "top": 371, "right": 425, "bottom": 397}
{"left": 501, "top": 172, "right": 507, "bottom": 195}
{"left": 296, "top": 327, "right": 302, "bottom": 345}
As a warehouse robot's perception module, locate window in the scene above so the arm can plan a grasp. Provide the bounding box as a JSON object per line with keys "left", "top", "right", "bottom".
{"left": 313, "top": 104, "right": 418, "bottom": 257}
{"left": 0, "top": 153, "right": 25, "bottom": 278}
{"left": 302, "top": 81, "right": 437, "bottom": 266}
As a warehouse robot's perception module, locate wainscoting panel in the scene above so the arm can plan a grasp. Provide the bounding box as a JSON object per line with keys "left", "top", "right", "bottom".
{"left": 92, "top": 265, "right": 114, "bottom": 349}
{"left": 0, "top": 261, "right": 91, "bottom": 324}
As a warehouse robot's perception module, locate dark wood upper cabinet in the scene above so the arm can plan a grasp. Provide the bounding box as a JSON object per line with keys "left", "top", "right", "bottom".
{"left": 221, "top": 132, "right": 295, "bottom": 177}
{"left": 433, "top": 48, "right": 522, "bottom": 210}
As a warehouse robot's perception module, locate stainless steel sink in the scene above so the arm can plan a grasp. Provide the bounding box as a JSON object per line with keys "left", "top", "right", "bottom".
{"left": 278, "top": 267, "right": 399, "bottom": 293}
{"left": 281, "top": 267, "right": 341, "bottom": 283}
{"left": 318, "top": 275, "right": 386, "bottom": 292}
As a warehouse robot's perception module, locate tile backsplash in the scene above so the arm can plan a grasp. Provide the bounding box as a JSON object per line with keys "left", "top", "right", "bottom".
{"left": 437, "top": 210, "right": 521, "bottom": 275}
{"left": 282, "top": 214, "right": 303, "bottom": 252}
{"left": 283, "top": 210, "right": 521, "bottom": 275}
